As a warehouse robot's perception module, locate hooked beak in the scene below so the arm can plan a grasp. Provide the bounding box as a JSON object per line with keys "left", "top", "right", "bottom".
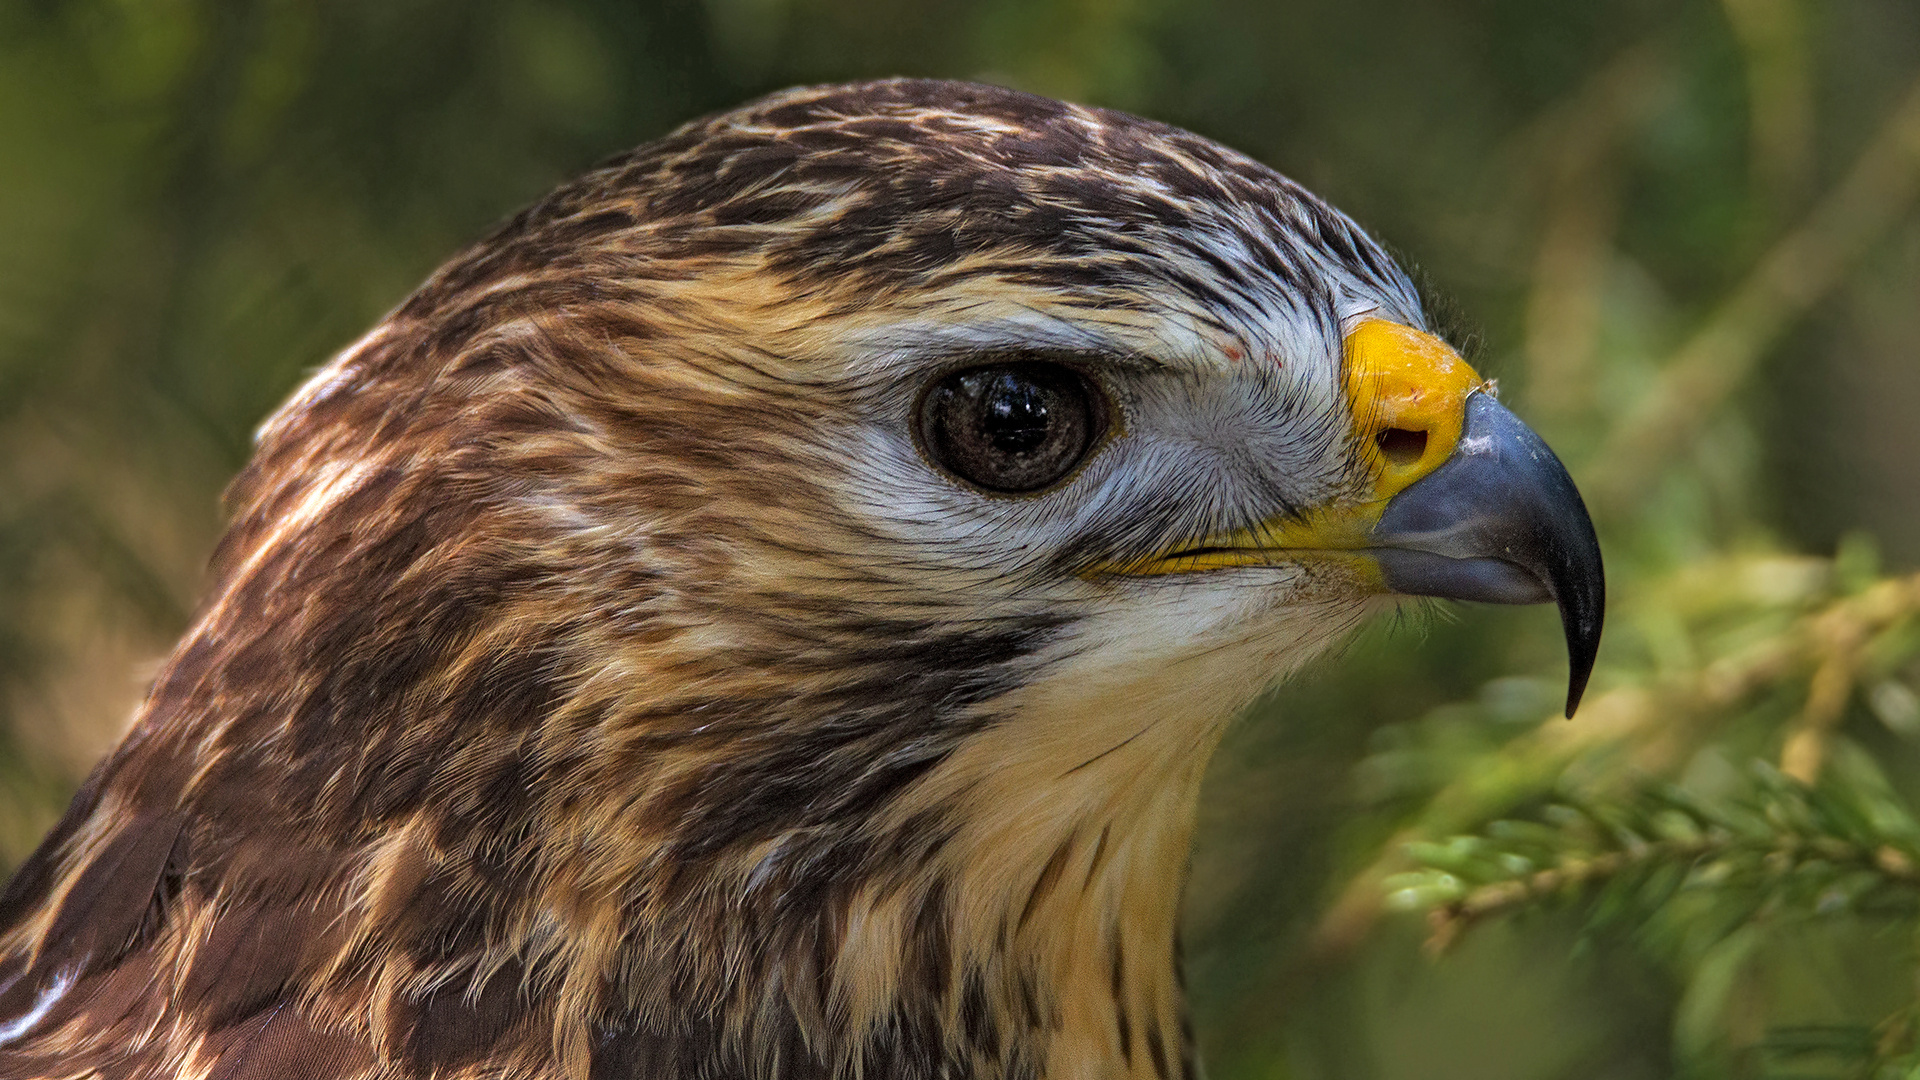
{"left": 1096, "top": 319, "right": 1605, "bottom": 716}
{"left": 1370, "top": 392, "right": 1604, "bottom": 716}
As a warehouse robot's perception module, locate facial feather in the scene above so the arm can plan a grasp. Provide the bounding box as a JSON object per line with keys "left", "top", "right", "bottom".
{"left": 0, "top": 78, "right": 1430, "bottom": 1080}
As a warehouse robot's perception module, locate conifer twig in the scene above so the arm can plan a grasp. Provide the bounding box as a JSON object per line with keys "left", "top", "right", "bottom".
{"left": 1421, "top": 829, "right": 1920, "bottom": 955}
{"left": 1310, "top": 570, "right": 1920, "bottom": 964}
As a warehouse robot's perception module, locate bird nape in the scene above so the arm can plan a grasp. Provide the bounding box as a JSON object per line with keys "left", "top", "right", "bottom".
{"left": 0, "top": 80, "right": 1602, "bottom": 1080}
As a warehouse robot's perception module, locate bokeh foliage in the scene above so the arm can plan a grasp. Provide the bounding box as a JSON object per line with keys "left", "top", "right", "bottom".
{"left": 2, "top": 1, "right": 1918, "bottom": 1077}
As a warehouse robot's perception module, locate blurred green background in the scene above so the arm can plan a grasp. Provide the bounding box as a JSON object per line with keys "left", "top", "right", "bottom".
{"left": 3, "top": 1, "right": 1919, "bottom": 1077}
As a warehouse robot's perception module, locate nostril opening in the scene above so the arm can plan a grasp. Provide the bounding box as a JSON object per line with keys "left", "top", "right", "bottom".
{"left": 1377, "top": 427, "right": 1428, "bottom": 467}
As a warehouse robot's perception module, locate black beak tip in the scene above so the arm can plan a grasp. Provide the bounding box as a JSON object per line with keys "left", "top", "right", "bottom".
{"left": 1539, "top": 448, "right": 1604, "bottom": 719}
{"left": 1562, "top": 600, "right": 1602, "bottom": 718}
{"left": 1541, "top": 460, "right": 1605, "bottom": 719}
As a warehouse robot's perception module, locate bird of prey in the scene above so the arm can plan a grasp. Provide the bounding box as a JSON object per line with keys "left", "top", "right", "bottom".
{"left": 0, "top": 79, "right": 1601, "bottom": 1080}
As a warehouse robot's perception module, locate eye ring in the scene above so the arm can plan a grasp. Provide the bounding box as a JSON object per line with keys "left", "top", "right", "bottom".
{"left": 914, "top": 359, "right": 1111, "bottom": 495}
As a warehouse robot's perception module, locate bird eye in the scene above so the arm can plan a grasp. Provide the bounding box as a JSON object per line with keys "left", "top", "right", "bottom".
{"left": 917, "top": 361, "right": 1106, "bottom": 494}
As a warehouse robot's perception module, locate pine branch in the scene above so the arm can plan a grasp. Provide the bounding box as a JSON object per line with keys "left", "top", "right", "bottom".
{"left": 1311, "top": 560, "right": 1920, "bottom": 965}
{"left": 1388, "top": 766, "right": 1920, "bottom": 957}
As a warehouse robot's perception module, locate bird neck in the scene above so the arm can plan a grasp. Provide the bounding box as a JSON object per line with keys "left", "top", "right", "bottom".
{"left": 571, "top": 684, "right": 1220, "bottom": 1080}
{"left": 915, "top": 748, "right": 1211, "bottom": 1080}
{"left": 568, "top": 629, "right": 1240, "bottom": 1080}
{"left": 815, "top": 640, "right": 1246, "bottom": 1080}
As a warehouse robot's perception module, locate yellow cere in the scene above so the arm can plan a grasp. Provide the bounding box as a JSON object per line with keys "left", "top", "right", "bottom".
{"left": 1343, "top": 318, "right": 1482, "bottom": 500}
{"left": 1100, "top": 319, "right": 1485, "bottom": 577}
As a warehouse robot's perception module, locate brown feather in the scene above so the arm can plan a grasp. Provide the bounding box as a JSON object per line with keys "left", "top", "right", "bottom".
{"left": 204, "top": 1008, "right": 376, "bottom": 1080}
{"left": 37, "top": 811, "right": 186, "bottom": 977}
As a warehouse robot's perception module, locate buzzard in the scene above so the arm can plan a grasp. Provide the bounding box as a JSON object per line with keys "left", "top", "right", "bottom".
{"left": 0, "top": 80, "right": 1601, "bottom": 1079}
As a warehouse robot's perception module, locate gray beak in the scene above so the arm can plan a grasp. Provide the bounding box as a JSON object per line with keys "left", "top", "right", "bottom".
{"left": 1369, "top": 393, "right": 1605, "bottom": 717}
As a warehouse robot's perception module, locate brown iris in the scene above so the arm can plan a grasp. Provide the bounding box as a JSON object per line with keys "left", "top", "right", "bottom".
{"left": 917, "top": 361, "right": 1105, "bottom": 493}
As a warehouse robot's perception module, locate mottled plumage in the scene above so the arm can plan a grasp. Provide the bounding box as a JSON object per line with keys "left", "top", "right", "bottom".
{"left": 0, "top": 79, "right": 1600, "bottom": 1080}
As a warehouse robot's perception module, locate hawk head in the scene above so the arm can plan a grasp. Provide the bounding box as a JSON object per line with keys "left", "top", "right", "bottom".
{"left": 0, "top": 79, "right": 1600, "bottom": 1080}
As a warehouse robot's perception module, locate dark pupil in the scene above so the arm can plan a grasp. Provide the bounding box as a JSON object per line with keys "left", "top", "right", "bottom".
{"left": 920, "top": 360, "right": 1099, "bottom": 494}
{"left": 981, "top": 374, "right": 1052, "bottom": 455}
